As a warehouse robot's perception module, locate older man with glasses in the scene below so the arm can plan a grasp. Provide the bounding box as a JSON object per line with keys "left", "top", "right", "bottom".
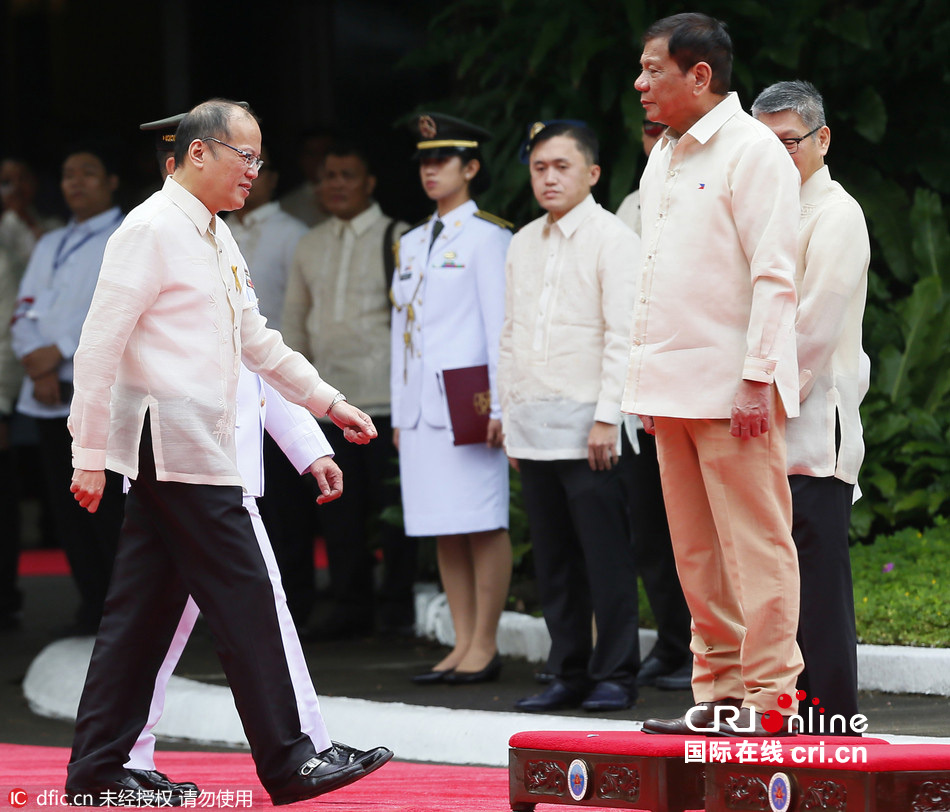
{"left": 65, "top": 98, "right": 392, "bottom": 806}
{"left": 753, "top": 79, "right": 870, "bottom": 733}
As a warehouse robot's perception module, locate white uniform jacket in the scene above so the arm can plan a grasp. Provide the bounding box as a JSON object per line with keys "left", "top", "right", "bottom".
{"left": 236, "top": 282, "right": 332, "bottom": 498}
{"left": 390, "top": 199, "right": 510, "bottom": 431}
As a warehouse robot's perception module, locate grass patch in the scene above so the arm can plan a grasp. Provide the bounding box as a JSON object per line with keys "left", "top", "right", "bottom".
{"left": 851, "top": 518, "right": 950, "bottom": 647}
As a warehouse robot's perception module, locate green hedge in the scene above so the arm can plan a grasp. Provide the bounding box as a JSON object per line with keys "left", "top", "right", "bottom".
{"left": 851, "top": 519, "right": 950, "bottom": 647}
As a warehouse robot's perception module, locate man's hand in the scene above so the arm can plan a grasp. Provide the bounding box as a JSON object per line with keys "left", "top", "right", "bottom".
{"left": 588, "top": 421, "right": 619, "bottom": 471}
{"left": 32, "top": 370, "right": 63, "bottom": 406}
{"left": 486, "top": 418, "right": 504, "bottom": 449}
{"left": 392, "top": 427, "right": 400, "bottom": 450}
{"left": 639, "top": 415, "right": 656, "bottom": 436}
{"left": 730, "top": 380, "right": 770, "bottom": 439}
{"left": 309, "top": 457, "right": 343, "bottom": 504}
{"left": 328, "top": 401, "right": 378, "bottom": 444}
{"left": 21, "top": 345, "right": 63, "bottom": 379}
{"left": 71, "top": 469, "right": 106, "bottom": 514}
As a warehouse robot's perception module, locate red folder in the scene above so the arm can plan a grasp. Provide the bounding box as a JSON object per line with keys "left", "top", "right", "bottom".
{"left": 442, "top": 365, "right": 491, "bottom": 446}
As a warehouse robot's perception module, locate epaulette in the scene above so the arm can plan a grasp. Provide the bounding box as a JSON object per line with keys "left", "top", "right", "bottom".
{"left": 474, "top": 210, "right": 514, "bottom": 231}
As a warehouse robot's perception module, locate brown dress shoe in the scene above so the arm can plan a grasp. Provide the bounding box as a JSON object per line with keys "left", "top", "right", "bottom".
{"left": 718, "top": 706, "right": 798, "bottom": 738}
{"left": 642, "top": 698, "right": 742, "bottom": 735}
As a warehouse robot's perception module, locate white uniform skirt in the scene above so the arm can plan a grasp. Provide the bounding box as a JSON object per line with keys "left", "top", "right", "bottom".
{"left": 398, "top": 420, "right": 509, "bottom": 537}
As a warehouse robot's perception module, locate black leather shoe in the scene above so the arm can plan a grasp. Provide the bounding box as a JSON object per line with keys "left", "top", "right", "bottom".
{"left": 269, "top": 744, "right": 394, "bottom": 806}
{"left": 66, "top": 772, "right": 179, "bottom": 807}
{"left": 127, "top": 768, "right": 199, "bottom": 796}
{"left": 515, "top": 680, "right": 586, "bottom": 712}
{"left": 581, "top": 680, "right": 637, "bottom": 712}
{"left": 636, "top": 654, "right": 683, "bottom": 687}
{"left": 328, "top": 741, "right": 395, "bottom": 774}
{"left": 654, "top": 661, "right": 693, "bottom": 691}
{"left": 411, "top": 666, "right": 454, "bottom": 684}
{"left": 443, "top": 654, "right": 502, "bottom": 685}
{"left": 642, "top": 698, "right": 742, "bottom": 735}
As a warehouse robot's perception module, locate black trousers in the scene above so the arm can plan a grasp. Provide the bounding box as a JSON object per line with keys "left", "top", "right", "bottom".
{"left": 790, "top": 473, "right": 859, "bottom": 730}
{"left": 0, "top": 435, "right": 21, "bottom": 618}
{"left": 36, "top": 416, "right": 123, "bottom": 628}
{"left": 257, "top": 432, "right": 321, "bottom": 626}
{"left": 519, "top": 458, "right": 639, "bottom": 692}
{"left": 67, "top": 419, "right": 315, "bottom": 791}
{"left": 620, "top": 430, "right": 691, "bottom": 666}
{"left": 318, "top": 416, "right": 416, "bottom": 625}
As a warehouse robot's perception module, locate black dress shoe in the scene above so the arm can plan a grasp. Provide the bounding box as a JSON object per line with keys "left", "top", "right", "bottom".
{"left": 411, "top": 666, "right": 454, "bottom": 684}
{"left": 65, "top": 772, "right": 178, "bottom": 807}
{"left": 654, "top": 661, "right": 693, "bottom": 691}
{"left": 515, "top": 680, "right": 586, "bottom": 712}
{"left": 127, "top": 768, "right": 199, "bottom": 796}
{"left": 581, "top": 680, "right": 637, "bottom": 712}
{"left": 443, "top": 654, "right": 502, "bottom": 685}
{"left": 642, "top": 698, "right": 742, "bottom": 735}
{"left": 329, "top": 741, "right": 394, "bottom": 773}
{"left": 268, "top": 744, "right": 394, "bottom": 806}
{"left": 636, "top": 654, "right": 683, "bottom": 687}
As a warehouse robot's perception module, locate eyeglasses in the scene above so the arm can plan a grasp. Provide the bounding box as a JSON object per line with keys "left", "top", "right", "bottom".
{"left": 201, "top": 137, "right": 264, "bottom": 171}
{"left": 779, "top": 125, "right": 821, "bottom": 154}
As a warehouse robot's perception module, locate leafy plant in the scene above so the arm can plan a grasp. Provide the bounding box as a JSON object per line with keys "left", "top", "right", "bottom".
{"left": 853, "top": 189, "right": 950, "bottom": 539}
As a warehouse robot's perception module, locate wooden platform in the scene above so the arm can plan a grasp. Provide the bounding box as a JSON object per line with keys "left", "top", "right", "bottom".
{"left": 506, "top": 731, "right": 929, "bottom": 812}
{"left": 704, "top": 741, "right": 950, "bottom": 812}
{"left": 509, "top": 731, "right": 706, "bottom": 812}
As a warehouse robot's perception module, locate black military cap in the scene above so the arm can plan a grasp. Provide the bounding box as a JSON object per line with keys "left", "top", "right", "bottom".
{"left": 139, "top": 101, "right": 251, "bottom": 153}
{"left": 411, "top": 113, "right": 491, "bottom": 160}
{"left": 139, "top": 113, "right": 186, "bottom": 153}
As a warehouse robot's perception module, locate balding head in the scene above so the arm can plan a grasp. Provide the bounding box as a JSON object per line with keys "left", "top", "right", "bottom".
{"left": 173, "top": 99, "right": 257, "bottom": 169}
{"left": 170, "top": 98, "right": 262, "bottom": 215}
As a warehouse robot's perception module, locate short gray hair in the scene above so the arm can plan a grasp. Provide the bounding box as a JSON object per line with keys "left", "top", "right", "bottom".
{"left": 751, "top": 80, "right": 826, "bottom": 131}
{"left": 174, "top": 99, "right": 256, "bottom": 168}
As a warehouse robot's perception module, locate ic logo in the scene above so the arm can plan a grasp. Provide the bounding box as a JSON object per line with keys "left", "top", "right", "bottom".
{"left": 9, "top": 789, "right": 28, "bottom": 808}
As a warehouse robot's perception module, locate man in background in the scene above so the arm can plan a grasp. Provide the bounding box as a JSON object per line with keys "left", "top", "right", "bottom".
{"left": 501, "top": 121, "right": 640, "bottom": 713}
{"left": 283, "top": 141, "right": 415, "bottom": 639}
{"left": 753, "top": 79, "right": 869, "bottom": 731}
{"left": 12, "top": 142, "right": 124, "bottom": 636}
{"left": 280, "top": 125, "right": 335, "bottom": 227}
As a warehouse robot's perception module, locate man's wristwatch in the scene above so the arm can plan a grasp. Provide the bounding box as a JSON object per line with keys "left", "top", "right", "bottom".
{"left": 327, "top": 392, "right": 347, "bottom": 415}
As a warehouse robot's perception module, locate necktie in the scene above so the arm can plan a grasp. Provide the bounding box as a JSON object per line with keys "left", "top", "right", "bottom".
{"left": 428, "top": 219, "right": 444, "bottom": 257}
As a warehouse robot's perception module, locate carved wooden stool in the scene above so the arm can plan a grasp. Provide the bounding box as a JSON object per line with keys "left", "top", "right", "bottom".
{"left": 703, "top": 738, "right": 950, "bottom": 812}
{"left": 508, "top": 730, "right": 707, "bottom": 812}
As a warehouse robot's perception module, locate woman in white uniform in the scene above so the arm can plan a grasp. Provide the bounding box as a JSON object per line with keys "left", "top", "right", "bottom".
{"left": 391, "top": 113, "right": 512, "bottom": 684}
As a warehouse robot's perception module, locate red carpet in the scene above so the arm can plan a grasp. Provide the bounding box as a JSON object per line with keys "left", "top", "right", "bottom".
{"left": 0, "top": 745, "right": 508, "bottom": 810}
{"left": 17, "top": 550, "right": 71, "bottom": 577}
